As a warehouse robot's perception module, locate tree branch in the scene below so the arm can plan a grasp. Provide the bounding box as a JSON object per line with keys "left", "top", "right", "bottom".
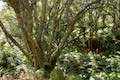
{"left": 50, "top": 0, "right": 101, "bottom": 65}
{"left": 0, "top": 20, "right": 29, "bottom": 58}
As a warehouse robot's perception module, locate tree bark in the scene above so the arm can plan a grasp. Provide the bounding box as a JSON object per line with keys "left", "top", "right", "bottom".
{"left": 2, "top": 0, "right": 102, "bottom": 78}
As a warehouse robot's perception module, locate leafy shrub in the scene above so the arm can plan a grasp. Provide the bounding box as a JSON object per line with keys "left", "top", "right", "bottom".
{"left": 0, "top": 44, "right": 22, "bottom": 76}
{"left": 58, "top": 51, "right": 120, "bottom": 80}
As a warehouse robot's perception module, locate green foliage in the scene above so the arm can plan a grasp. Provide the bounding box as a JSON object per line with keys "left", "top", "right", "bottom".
{"left": 0, "top": 44, "right": 22, "bottom": 76}
{"left": 66, "top": 74, "right": 82, "bottom": 80}
{"left": 58, "top": 51, "right": 120, "bottom": 80}
{"left": 0, "top": 0, "right": 120, "bottom": 80}
{"left": 50, "top": 69, "right": 65, "bottom": 80}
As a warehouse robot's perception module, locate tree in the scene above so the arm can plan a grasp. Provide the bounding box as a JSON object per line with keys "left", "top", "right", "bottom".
{"left": 0, "top": 0, "right": 106, "bottom": 79}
